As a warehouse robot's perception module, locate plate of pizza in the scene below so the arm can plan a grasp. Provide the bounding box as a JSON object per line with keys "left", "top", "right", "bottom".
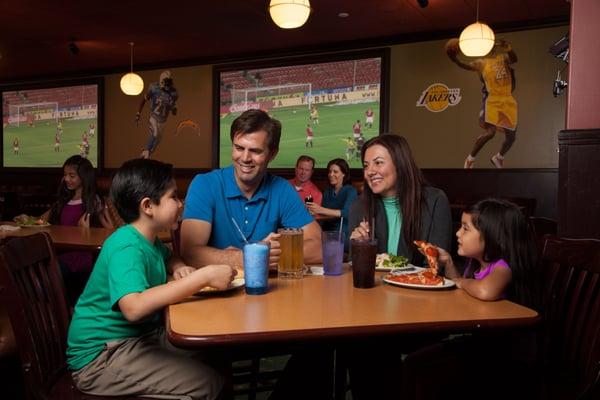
{"left": 382, "top": 240, "right": 455, "bottom": 289}
{"left": 195, "top": 278, "right": 245, "bottom": 295}
{"left": 383, "top": 271, "right": 455, "bottom": 289}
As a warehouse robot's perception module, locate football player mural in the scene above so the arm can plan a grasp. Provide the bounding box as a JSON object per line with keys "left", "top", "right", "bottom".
{"left": 135, "top": 70, "right": 179, "bottom": 159}
{"left": 446, "top": 38, "right": 518, "bottom": 169}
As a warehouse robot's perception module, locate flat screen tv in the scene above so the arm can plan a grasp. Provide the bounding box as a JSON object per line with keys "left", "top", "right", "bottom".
{"left": 1, "top": 78, "right": 103, "bottom": 170}
{"left": 213, "top": 49, "right": 389, "bottom": 169}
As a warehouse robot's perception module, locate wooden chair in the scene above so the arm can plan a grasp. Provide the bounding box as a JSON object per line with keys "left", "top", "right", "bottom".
{"left": 529, "top": 216, "right": 558, "bottom": 250}
{"left": 0, "top": 232, "right": 137, "bottom": 399}
{"left": 537, "top": 235, "right": 600, "bottom": 399}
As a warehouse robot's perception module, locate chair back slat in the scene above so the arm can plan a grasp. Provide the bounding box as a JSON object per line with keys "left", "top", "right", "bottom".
{"left": 0, "top": 232, "right": 71, "bottom": 396}
{"left": 540, "top": 235, "right": 600, "bottom": 395}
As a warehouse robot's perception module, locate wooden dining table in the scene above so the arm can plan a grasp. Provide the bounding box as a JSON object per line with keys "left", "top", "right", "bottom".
{"left": 0, "top": 223, "right": 172, "bottom": 252}
{"left": 167, "top": 267, "right": 539, "bottom": 398}
{"left": 167, "top": 268, "right": 538, "bottom": 347}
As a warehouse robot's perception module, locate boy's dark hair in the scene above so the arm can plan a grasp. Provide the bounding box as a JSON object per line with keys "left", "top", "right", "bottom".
{"left": 110, "top": 159, "right": 174, "bottom": 223}
{"left": 230, "top": 109, "right": 281, "bottom": 156}
{"left": 464, "top": 198, "right": 539, "bottom": 308}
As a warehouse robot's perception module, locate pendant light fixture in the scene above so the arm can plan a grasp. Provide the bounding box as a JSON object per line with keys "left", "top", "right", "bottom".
{"left": 120, "top": 42, "right": 144, "bottom": 96}
{"left": 459, "top": 0, "right": 495, "bottom": 57}
{"left": 269, "top": 0, "right": 311, "bottom": 29}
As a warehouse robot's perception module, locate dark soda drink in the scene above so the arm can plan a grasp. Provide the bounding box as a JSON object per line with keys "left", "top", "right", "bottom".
{"left": 351, "top": 239, "right": 377, "bottom": 288}
{"left": 305, "top": 194, "right": 313, "bottom": 204}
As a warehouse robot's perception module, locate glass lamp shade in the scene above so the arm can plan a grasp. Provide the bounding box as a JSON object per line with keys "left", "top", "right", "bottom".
{"left": 459, "top": 22, "right": 495, "bottom": 57}
{"left": 120, "top": 72, "right": 144, "bottom": 96}
{"left": 269, "top": 0, "right": 311, "bottom": 29}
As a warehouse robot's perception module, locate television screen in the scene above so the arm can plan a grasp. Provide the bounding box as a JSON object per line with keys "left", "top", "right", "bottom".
{"left": 1, "top": 79, "right": 102, "bottom": 169}
{"left": 215, "top": 50, "right": 388, "bottom": 169}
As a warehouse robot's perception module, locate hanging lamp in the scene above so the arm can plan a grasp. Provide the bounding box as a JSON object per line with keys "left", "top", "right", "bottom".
{"left": 459, "top": 0, "right": 495, "bottom": 57}
{"left": 269, "top": 0, "right": 311, "bottom": 29}
{"left": 120, "top": 42, "right": 144, "bottom": 96}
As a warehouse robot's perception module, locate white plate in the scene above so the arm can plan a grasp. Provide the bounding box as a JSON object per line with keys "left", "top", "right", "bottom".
{"left": 196, "top": 278, "right": 245, "bottom": 295}
{"left": 383, "top": 275, "right": 456, "bottom": 290}
{"left": 375, "top": 263, "right": 423, "bottom": 273}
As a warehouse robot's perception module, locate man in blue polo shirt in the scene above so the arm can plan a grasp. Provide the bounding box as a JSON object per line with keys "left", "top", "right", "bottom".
{"left": 181, "top": 109, "right": 322, "bottom": 268}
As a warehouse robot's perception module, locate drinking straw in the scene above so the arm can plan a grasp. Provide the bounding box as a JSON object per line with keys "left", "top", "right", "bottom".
{"left": 338, "top": 216, "right": 344, "bottom": 241}
{"left": 371, "top": 217, "right": 375, "bottom": 241}
{"left": 231, "top": 217, "right": 249, "bottom": 244}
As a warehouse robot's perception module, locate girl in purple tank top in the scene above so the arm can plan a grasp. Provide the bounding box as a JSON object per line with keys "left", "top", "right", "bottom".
{"left": 44, "top": 156, "right": 112, "bottom": 303}
{"left": 435, "top": 198, "right": 537, "bottom": 307}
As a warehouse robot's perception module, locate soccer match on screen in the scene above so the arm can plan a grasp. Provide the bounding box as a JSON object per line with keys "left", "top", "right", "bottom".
{"left": 2, "top": 84, "right": 99, "bottom": 168}
{"left": 219, "top": 57, "right": 381, "bottom": 168}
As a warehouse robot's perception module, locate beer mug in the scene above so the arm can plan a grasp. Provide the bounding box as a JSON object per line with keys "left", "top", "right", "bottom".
{"left": 277, "top": 228, "right": 304, "bottom": 279}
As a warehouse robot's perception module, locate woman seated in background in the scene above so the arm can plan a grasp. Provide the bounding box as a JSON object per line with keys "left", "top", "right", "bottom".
{"left": 306, "top": 158, "right": 357, "bottom": 251}
{"left": 349, "top": 134, "right": 452, "bottom": 266}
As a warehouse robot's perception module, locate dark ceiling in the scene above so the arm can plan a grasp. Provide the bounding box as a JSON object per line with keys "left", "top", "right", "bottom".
{"left": 0, "top": 0, "right": 570, "bottom": 82}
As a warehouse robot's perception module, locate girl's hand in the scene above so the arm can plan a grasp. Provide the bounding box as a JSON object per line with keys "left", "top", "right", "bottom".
{"left": 77, "top": 213, "right": 91, "bottom": 228}
{"left": 452, "top": 277, "right": 464, "bottom": 289}
{"left": 203, "top": 264, "right": 237, "bottom": 290}
{"left": 261, "top": 232, "right": 282, "bottom": 269}
{"left": 172, "top": 266, "right": 195, "bottom": 280}
{"left": 98, "top": 206, "right": 114, "bottom": 229}
{"left": 435, "top": 246, "right": 452, "bottom": 266}
{"left": 350, "top": 220, "right": 370, "bottom": 241}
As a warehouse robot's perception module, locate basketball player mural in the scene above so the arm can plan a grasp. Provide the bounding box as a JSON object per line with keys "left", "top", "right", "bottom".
{"left": 446, "top": 38, "right": 518, "bottom": 169}
{"left": 135, "top": 70, "right": 179, "bottom": 159}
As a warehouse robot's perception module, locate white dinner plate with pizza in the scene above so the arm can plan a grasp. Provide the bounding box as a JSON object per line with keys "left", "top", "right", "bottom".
{"left": 383, "top": 275, "right": 456, "bottom": 290}
{"left": 376, "top": 264, "right": 423, "bottom": 273}
{"left": 195, "top": 278, "right": 245, "bottom": 295}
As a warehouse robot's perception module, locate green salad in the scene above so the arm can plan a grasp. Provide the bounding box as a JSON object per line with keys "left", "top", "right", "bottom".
{"left": 376, "top": 253, "right": 409, "bottom": 269}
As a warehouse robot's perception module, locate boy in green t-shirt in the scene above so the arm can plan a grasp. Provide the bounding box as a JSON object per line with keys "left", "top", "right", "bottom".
{"left": 67, "top": 159, "right": 236, "bottom": 399}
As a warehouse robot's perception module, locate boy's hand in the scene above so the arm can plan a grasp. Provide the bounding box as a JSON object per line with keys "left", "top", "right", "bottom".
{"left": 204, "top": 264, "right": 237, "bottom": 290}
{"left": 261, "top": 232, "right": 281, "bottom": 269}
{"left": 173, "top": 266, "right": 196, "bottom": 280}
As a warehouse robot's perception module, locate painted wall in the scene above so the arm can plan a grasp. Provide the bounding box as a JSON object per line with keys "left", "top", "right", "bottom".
{"left": 390, "top": 26, "right": 567, "bottom": 168}
{"left": 104, "top": 65, "right": 212, "bottom": 168}
{"left": 103, "top": 26, "right": 567, "bottom": 169}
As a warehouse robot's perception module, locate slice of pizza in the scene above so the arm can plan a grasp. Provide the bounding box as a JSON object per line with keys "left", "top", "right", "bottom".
{"left": 413, "top": 240, "right": 440, "bottom": 276}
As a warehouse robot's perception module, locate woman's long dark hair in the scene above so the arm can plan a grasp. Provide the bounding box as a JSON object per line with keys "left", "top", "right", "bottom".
{"left": 360, "top": 134, "right": 426, "bottom": 248}
{"left": 464, "top": 198, "right": 538, "bottom": 308}
{"left": 327, "top": 158, "right": 351, "bottom": 186}
{"left": 48, "top": 155, "right": 100, "bottom": 226}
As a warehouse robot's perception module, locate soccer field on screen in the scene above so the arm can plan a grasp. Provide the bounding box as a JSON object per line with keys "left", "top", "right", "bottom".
{"left": 219, "top": 102, "right": 379, "bottom": 169}
{"left": 3, "top": 118, "right": 98, "bottom": 167}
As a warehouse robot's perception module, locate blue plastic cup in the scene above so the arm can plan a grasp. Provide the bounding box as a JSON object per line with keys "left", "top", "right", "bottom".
{"left": 243, "top": 241, "right": 270, "bottom": 295}
{"left": 322, "top": 231, "right": 344, "bottom": 276}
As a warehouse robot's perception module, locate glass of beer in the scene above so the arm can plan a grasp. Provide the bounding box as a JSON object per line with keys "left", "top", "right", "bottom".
{"left": 277, "top": 228, "right": 304, "bottom": 279}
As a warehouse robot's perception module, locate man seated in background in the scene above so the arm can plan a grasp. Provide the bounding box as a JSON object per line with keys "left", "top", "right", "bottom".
{"left": 180, "top": 109, "right": 322, "bottom": 270}
{"left": 288, "top": 155, "right": 322, "bottom": 206}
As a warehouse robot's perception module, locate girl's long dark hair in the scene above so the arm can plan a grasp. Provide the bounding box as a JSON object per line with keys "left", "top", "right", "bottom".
{"left": 48, "top": 155, "right": 101, "bottom": 226}
{"left": 464, "top": 198, "right": 538, "bottom": 308}
{"left": 360, "top": 134, "right": 427, "bottom": 248}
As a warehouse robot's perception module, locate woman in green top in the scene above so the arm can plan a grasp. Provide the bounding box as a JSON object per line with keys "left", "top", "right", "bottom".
{"left": 348, "top": 134, "right": 452, "bottom": 266}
